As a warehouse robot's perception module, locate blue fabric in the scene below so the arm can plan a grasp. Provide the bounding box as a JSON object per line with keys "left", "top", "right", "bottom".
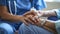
{"left": 55, "top": 9, "right": 60, "bottom": 19}
{"left": 55, "top": 20, "right": 60, "bottom": 34}
{"left": 16, "top": 0, "right": 47, "bottom": 15}
{"left": 0, "top": 0, "right": 53, "bottom": 34}
{"left": 48, "top": 16, "right": 58, "bottom": 21}
{"left": 0, "top": 0, "right": 7, "bottom": 6}
{"left": 0, "top": 19, "right": 22, "bottom": 30}
{"left": 55, "top": 9, "right": 60, "bottom": 34}
{"left": 0, "top": 23, "right": 53, "bottom": 34}
{"left": 34, "top": 0, "right": 47, "bottom": 10}
{"left": 0, "top": 23, "right": 14, "bottom": 34}
{"left": 19, "top": 23, "right": 53, "bottom": 34}
{"left": 48, "top": 9, "right": 58, "bottom": 21}
{"left": 48, "top": 9, "right": 59, "bottom": 21}
{"left": 0, "top": 0, "right": 47, "bottom": 29}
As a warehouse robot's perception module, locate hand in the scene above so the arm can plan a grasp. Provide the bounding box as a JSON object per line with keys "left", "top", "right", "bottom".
{"left": 22, "top": 10, "right": 38, "bottom": 25}
{"left": 25, "top": 15, "right": 42, "bottom": 26}
{"left": 20, "top": 16, "right": 37, "bottom": 25}
{"left": 20, "top": 16, "right": 29, "bottom": 25}
{"left": 24, "top": 10, "right": 45, "bottom": 18}
{"left": 23, "top": 10, "right": 38, "bottom": 17}
{"left": 29, "top": 16, "right": 41, "bottom": 26}
{"left": 23, "top": 10, "right": 42, "bottom": 26}
{"left": 23, "top": 10, "right": 44, "bottom": 26}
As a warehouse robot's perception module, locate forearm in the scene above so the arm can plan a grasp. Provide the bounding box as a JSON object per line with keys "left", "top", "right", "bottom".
{"left": 0, "top": 6, "right": 22, "bottom": 22}
{"left": 38, "top": 10, "right": 57, "bottom": 17}
{"left": 43, "top": 20, "right": 57, "bottom": 33}
{"left": 43, "top": 11, "right": 56, "bottom": 17}
{"left": 0, "top": 13, "right": 22, "bottom": 22}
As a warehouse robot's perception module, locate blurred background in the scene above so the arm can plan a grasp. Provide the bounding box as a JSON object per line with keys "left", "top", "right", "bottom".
{"left": 43, "top": 0, "right": 60, "bottom": 10}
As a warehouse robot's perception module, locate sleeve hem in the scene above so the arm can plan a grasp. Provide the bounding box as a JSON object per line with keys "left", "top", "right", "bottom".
{"left": 53, "top": 9, "right": 60, "bottom": 19}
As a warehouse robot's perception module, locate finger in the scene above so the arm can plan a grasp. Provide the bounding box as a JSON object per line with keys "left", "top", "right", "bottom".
{"left": 23, "top": 20, "right": 29, "bottom": 26}
{"left": 23, "top": 11, "right": 37, "bottom": 17}
{"left": 23, "top": 11, "right": 33, "bottom": 16}
{"left": 34, "top": 19, "right": 41, "bottom": 27}
{"left": 26, "top": 15, "right": 34, "bottom": 18}
{"left": 28, "top": 16, "right": 41, "bottom": 26}
{"left": 36, "top": 18, "right": 41, "bottom": 26}
{"left": 26, "top": 15, "right": 39, "bottom": 25}
{"left": 31, "top": 10, "right": 37, "bottom": 16}
{"left": 25, "top": 18, "right": 35, "bottom": 25}
{"left": 34, "top": 16, "right": 39, "bottom": 22}
{"left": 29, "top": 16, "right": 36, "bottom": 24}
{"left": 33, "top": 16, "right": 41, "bottom": 26}
{"left": 26, "top": 15, "right": 35, "bottom": 24}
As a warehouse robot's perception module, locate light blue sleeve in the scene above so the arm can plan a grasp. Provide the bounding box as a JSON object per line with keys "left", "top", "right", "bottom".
{"left": 55, "top": 20, "right": 60, "bottom": 34}
{"left": 34, "top": 0, "right": 47, "bottom": 10}
{"left": 0, "top": 0, "right": 7, "bottom": 6}
{"left": 55, "top": 9, "right": 60, "bottom": 19}
{"left": 55, "top": 9, "right": 60, "bottom": 34}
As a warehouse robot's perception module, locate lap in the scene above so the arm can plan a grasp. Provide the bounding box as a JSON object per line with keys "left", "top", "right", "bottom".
{"left": 0, "top": 23, "right": 14, "bottom": 34}
{"left": 19, "top": 23, "right": 53, "bottom": 34}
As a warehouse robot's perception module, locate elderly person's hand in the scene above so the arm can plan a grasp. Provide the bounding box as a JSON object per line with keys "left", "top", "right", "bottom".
{"left": 25, "top": 15, "right": 46, "bottom": 26}
{"left": 23, "top": 10, "right": 57, "bottom": 34}
{"left": 25, "top": 15, "right": 57, "bottom": 34}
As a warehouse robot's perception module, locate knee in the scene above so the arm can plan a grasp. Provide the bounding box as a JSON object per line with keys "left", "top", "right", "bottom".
{"left": 18, "top": 23, "right": 36, "bottom": 34}
{"left": 19, "top": 23, "right": 29, "bottom": 30}
{"left": 0, "top": 23, "right": 14, "bottom": 34}
{"left": 18, "top": 23, "right": 29, "bottom": 34}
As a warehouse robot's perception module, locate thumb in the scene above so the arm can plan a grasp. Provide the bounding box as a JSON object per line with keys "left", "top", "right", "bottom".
{"left": 30, "top": 10, "right": 38, "bottom": 16}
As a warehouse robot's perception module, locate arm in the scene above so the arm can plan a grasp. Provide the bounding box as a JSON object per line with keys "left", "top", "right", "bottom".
{"left": 0, "top": 6, "right": 22, "bottom": 22}
{"left": 39, "top": 10, "right": 57, "bottom": 17}
{"left": 35, "top": 18, "right": 57, "bottom": 34}
{"left": 24, "top": 14, "right": 58, "bottom": 34}
{"left": 24, "top": 12, "right": 57, "bottom": 31}
{"left": 0, "top": 6, "right": 31, "bottom": 25}
{"left": 0, "top": 5, "right": 35, "bottom": 25}
{"left": 42, "top": 20, "right": 57, "bottom": 33}
{"left": 0, "top": 0, "right": 28, "bottom": 23}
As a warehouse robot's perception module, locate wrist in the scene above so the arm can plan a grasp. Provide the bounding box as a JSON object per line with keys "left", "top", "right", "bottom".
{"left": 40, "top": 19, "right": 46, "bottom": 26}
{"left": 43, "top": 20, "right": 55, "bottom": 28}
{"left": 19, "top": 15, "right": 23, "bottom": 20}
{"left": 16, "top": 15, "right": 23, "bottom": 22}
{"left": 43, "top": 21, "right": 57, "bottom": 33}
{"left": 40, "top": 19, "right": 55, "bottom": 29}
{"left": 37, "top": 11, "right": 49, "bottom": 17}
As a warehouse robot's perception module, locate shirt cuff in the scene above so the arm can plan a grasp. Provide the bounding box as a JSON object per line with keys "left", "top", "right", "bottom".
{"left": 55, "top": 20, "right": 60, "bottom": 34}
{"left": 54, "top": 9, "right": 60, "bottom": 19}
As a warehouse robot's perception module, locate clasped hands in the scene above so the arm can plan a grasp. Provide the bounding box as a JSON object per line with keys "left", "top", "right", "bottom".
{"left": 22, "top": 10, "right": 44, "bottom": 26}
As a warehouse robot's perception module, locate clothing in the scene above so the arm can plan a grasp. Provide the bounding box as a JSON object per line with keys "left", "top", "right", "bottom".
{"left": 0, "top": 0, "right": 53, "bottom": 34}
{"left": 19, "top": 23, "right": 53, "bottom": 34}
{"left": 55, "top": 20, "right": 60, "bottom": 34}
{"left": 0, "top": 23, "right": 14, "bottom": 34}
{"left": 0, "top": 0, "right": 46, "bottom": 30}
{"left": 55, "top": 9, "right": 60, "bottom": 34}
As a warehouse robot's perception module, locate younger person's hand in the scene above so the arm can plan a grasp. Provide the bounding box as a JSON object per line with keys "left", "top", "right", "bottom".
{"left": 23, "top": 10, "right": 42, "bottom": 26}
{"left": 23, "top": 10, "right": 38, "bottom": 17}
{"left": 20, "top": 16, "right": 33, "bottom": 25}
